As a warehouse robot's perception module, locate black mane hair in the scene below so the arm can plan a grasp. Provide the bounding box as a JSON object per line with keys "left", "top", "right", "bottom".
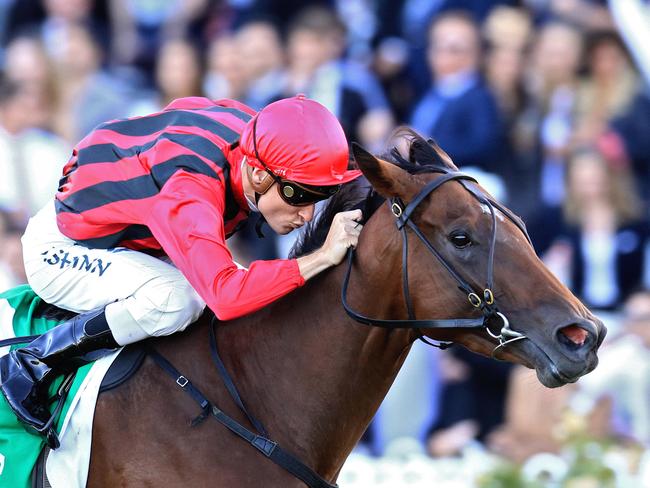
{"left": 289, "top": 177, "right": 379, "bottom": 258}
{"left": 290, "top": 128, "right": 454, "bottom": 258}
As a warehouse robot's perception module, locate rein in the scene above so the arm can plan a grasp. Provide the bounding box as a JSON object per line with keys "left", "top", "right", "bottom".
{"left": 342, "top": 170, "right": 531, "bottom": 358}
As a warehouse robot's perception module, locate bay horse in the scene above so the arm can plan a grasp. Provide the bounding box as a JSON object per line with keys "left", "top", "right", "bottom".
{"left": 84, "top": 132, "right": 605, "bottom": 487}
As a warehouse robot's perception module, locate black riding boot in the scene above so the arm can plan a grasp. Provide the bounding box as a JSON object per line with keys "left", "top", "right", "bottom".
{"left": 0, "top": 308, "right": 119, "bottom": 444}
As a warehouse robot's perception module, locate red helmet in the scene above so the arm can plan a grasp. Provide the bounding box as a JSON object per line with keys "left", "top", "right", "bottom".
{"left": 240, "top": 95, "right": 361, "bottom": 186}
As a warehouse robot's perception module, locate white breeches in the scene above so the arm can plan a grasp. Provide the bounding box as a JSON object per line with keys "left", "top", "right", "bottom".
{"left": 21, "top": 202, "right": 206, "bottom": 346}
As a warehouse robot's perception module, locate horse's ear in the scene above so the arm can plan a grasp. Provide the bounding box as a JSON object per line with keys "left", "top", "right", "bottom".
{"left": 426, "top": 138, "right": 459, "bottom": 171}
{"left": 352, "top": 142, "right": 416, "bottom": 199}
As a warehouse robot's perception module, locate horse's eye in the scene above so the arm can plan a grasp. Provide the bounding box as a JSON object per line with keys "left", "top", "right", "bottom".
{"left": 449, "top": 232, "right": 472, "bottom": 249}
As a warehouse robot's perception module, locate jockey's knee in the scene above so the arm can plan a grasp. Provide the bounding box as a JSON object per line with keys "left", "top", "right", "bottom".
{"left": 133, "top": 275, "right": 205, "bottom": 337}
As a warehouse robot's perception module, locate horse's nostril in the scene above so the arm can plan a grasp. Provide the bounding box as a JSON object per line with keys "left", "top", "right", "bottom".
{"left": 558, "top": 324, "right": 589, "bottom": 347}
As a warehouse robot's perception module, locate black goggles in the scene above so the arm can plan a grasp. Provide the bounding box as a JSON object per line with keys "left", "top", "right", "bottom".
{"left": 252, "top": 114, "right": 341, "bottom": 206}
{"left": 274, "top": 178, "right": 341, "bottom": 206}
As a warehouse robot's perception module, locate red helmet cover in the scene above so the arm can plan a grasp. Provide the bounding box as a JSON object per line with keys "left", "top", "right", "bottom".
{"left": 240, "top": 95, "right": 361, "bottom": 186}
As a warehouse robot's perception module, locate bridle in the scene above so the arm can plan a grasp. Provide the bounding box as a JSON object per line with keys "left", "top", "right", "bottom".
{"left": 342, "top": 168, "right": 533, "bottom": 359}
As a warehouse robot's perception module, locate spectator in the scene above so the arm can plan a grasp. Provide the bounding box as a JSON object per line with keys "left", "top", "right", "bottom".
{"left": 399, "top": 1, "right": 519, "bottom": 99}
{"left": 526, "top": 21, "right": 583, "bottom": 208}
{"left": 40, "top": 0, "right": 108, "bottom": 57}
{"left": 335, "top": 0, "right": 379, "bottom": 62}
{"left": 109, "top": 0, "right": 208, "bottom": 77}
{"left": 410, "top": 10, "right": 506, "bottom": 172}
{"left": 0, "top": 1, "right": 39, "bottom": 52}
{"left": 156, "top": 38, "right": 202, "bottom": 103}
{"left": 235, "top": 19, "right": 285, "bottom": 110}
{"left": 0, "top": 76, "right": 70, "bottom": 222}
{"left": 202, "top": 34, "right": 247, "bottom": 101}
{"left": 3, "top": 36, "right": 58, "bottom": 131}
{"left": 50, "top": 23, "right": 130, "bottom": 143}
{"left": 483, "top": 7, "right": 532, "bottom": 122}
{"left": 599, "top": 89, "right": 650, "bottom": 201}
{"left": 482, "top": 7, "right": 536, "bottom": 215}
{"left": 284, "top": 6, "right": 394, "bottom": 151}
{"left": 4, "top": 0, "right": 109, "bottom": 60}
{"left": 373, "top": 36, "right": 415, "bottom": 124}
{"left": 541, "top": 147, "right": 646, "bottom": 310}
{"left": 573, "top": 30, "right": 641, "bottom": 147}
{"left": 128, "top": 37, "right": 204, "bottom": 116}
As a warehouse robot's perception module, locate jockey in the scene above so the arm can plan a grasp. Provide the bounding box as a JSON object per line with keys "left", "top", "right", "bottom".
{"left": 0, "top": 94, "right": 363, "bottom": 444}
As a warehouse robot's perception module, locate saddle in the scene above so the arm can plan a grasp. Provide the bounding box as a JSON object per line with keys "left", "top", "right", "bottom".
{"left": 30, "top": 344, "right": 146, "bottom": 488}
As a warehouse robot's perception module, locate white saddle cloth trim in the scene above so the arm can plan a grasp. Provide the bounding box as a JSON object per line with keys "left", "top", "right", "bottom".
{"left": 46, "top": 350, "right": 121, "bottom": 488}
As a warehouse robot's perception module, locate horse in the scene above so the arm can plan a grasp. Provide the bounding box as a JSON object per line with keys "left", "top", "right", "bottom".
{"left": 80, "top": 131, "right": 605, "bottom": 486}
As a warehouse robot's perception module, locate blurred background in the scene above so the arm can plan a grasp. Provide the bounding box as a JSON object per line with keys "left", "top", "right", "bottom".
{"left": 0, "top": 0, "right": 649, "bottom": 486}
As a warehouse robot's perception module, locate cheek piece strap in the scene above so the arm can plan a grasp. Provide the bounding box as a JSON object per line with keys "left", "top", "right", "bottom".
{"left": 242, "top": 159, "right": 272, "bottom": 238}
{"left": 245, "top": 162, "right": 275, "bottom": 205}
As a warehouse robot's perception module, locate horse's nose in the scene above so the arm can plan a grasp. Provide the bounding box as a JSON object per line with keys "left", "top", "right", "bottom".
{"left": 555, "top": 318, "right": 602, "bottom": 358}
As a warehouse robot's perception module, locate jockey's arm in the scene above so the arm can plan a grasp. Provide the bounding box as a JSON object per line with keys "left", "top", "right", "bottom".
{"left": 146, "top": 171, "right": 306, "bottom": 321}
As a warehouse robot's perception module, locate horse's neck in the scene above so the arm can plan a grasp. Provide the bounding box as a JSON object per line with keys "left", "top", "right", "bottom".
{"left": 209, "top": 248, "right": 413, "bottom": 480}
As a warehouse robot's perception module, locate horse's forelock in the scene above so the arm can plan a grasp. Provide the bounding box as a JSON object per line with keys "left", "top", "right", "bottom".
{"left": 385, "top": 127, "right": 456, "bottom": 173}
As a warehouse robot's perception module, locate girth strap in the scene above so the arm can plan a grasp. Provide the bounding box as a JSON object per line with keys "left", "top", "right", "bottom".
{"left": 208, "top": 321, "right": 268, "bottom": 436}
{"left": 146, "top": 343, "right": 338, "bottom": 488}
{"left": 147, "top": 347, "right": 210, "bottom": 413}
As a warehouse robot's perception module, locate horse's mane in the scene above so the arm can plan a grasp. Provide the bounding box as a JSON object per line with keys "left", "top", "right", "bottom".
{"left": 290, "top": 128, "right": 455, "bottom": 258}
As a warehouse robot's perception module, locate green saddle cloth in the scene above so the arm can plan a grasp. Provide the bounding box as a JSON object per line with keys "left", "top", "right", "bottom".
{"left": 0, "top": 285, "right": 92, "bottom": 488}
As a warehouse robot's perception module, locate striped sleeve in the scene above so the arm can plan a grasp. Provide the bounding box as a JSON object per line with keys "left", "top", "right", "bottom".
{"left": 145, "top": 171, "right": 305, "bottom": 321}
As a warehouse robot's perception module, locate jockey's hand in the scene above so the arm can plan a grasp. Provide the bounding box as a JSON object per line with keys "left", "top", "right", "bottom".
{"left": 296, "top": 209, "right": 363, "bottom": 280}
{"left": 320, "top": 209, "right": 363, "bottom": 266}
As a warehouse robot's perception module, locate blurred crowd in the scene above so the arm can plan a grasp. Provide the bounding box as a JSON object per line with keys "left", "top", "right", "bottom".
{"left": 0, "top": 0, "right": 649, "bottom": 472}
